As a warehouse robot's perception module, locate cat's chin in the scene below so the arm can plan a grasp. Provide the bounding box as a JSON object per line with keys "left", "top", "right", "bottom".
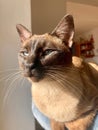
{"left": 28, "top": 76, "right": 40, "bottom": 82}
{"left": 22, "top": 72, "right": 42, "bottom": 82}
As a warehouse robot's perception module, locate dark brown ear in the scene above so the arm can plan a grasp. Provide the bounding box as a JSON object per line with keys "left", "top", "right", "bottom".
{"left": 16, "top": 24, "right": 32, "bottom": 43}
{"left": 51, "top": 14, "right": 74, "bottom": 47}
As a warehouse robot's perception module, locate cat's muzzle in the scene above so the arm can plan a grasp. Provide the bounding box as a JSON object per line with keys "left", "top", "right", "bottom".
{"left": 23, "top": 65, "right": 44, "bottom": 82}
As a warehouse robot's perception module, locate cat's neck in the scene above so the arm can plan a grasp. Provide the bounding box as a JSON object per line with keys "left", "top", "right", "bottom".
{"left": 31, "top": 78, "right": 80, "bottom": 122}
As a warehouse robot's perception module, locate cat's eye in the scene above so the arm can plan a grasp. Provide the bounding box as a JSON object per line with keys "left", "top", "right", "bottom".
{"left": 20, "top": 50, "right": 29, "bottom": 57}
{"left": 43, "top": 49, "right": 54, "bottom": 56}
{"left": 23, "top": 51, "right": 29, "bottom": 56}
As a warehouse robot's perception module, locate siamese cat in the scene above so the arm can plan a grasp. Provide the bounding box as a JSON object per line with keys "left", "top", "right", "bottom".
{"left": 16, "top": 15, "right": 98, "bottom": 130}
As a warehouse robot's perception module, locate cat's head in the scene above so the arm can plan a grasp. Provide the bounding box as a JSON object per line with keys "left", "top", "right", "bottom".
{"left": 16, "top": 14, "right": 74, "bottom": 82}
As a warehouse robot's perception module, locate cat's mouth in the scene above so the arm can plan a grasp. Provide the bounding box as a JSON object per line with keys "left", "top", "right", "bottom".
{"left": 23, "top": 73, "right": 40, "bottom": 82}
{"left": 22, "top": 69, "right": 44, "bottom": 82}
{"left": 29, "top": 76, "right": 40, "bottom": 82}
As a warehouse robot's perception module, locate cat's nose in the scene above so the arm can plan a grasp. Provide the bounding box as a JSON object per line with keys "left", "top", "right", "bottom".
{"left": 24, "top": 63, "right": 36, "bottom": 77}
{"left": 25, "top": 63, "right": 36, "bottom": 70}
{"left": 30, "top": 63, "right": 36, "bottom": 70}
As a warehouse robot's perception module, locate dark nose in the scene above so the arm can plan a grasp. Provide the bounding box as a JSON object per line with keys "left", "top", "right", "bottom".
{"left": 24, "top": 63, "right": 36, "bottom": 77}
{"left": 30, "top": 63, "right": 36, "bottom": 70}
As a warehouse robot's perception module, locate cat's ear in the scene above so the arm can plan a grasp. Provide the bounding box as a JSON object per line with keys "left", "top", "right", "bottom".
{"left": 51, "top": 14, "right": 74, "bottom": 47}
{"left": 16, "top": 24, "right": 32, "bottom": 43}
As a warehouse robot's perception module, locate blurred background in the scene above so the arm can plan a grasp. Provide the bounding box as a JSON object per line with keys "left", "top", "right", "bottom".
{"left": 0, "top": 0, "right": 98, "bottom": 130}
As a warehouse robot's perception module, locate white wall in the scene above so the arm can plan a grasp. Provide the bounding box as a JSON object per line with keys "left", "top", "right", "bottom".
{"left": 0, "top": 0, "right": 35, "bottom": 130}
{"left": 66, "top": 1, "right": 98, "bottom": 35}
{"left": 31, "top": 0, "right": 66, "bottom": 34}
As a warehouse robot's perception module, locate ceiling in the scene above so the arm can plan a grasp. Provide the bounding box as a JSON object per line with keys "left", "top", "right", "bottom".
{"left": 66, "top": 0, "right": 98, "bottom": 35}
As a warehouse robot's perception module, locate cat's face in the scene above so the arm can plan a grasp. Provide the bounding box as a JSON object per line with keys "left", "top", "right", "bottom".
{"left": 16, "top": 15, "right": 74, "bottom": 82}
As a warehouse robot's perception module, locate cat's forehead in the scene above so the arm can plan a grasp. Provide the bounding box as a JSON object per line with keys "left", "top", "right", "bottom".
{"left": 22, "top": 33, "right": 63, "bottom": 49}
{"left": 31, "top": 33, "right": 62, "bottom": 44}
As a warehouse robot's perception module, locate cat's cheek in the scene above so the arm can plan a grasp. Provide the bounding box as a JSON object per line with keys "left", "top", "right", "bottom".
{"left": 18, "top": 61, "right": 24, "bottom": 71}
{"left": 18, "top": 59, "right": 26, "bottom": 76}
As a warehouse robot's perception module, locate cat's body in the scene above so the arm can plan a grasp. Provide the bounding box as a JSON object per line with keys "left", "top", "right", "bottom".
{"left": 31, "top": 56, "right": 98, "bottom": 122}
{"left": 16, "top": 15, "right": 98, "bottom": 130}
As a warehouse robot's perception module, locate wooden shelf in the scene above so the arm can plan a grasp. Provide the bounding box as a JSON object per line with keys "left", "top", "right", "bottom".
{"left": 73, "top": 35, "right": 95, "bottom": 58}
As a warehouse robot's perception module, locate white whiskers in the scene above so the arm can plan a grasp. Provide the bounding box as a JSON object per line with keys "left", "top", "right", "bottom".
{"left": 0, "top": 68, "right": 26, "bottom": 112}
{"left": 45, "top": 66, "right": 89, "bottom": 102}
